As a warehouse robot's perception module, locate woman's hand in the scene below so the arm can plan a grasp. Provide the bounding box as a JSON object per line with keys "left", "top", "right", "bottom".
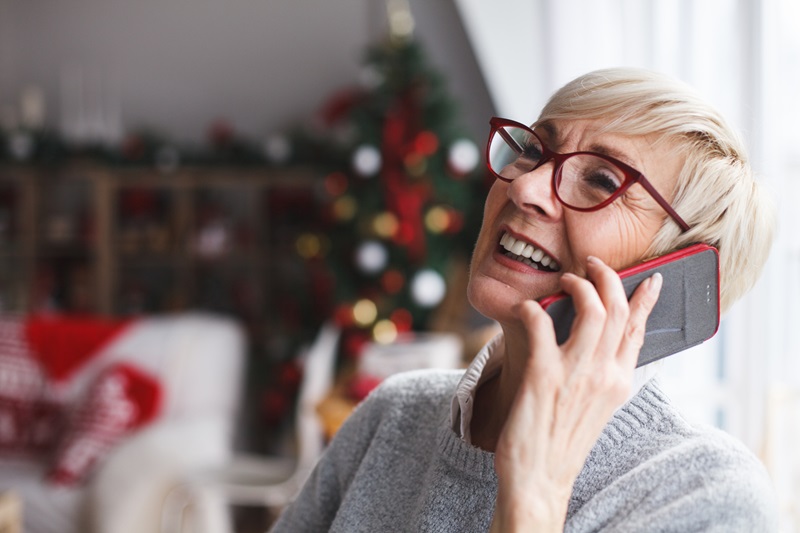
{"left": 490, "top": 256, "right": 663, "bottom": 532}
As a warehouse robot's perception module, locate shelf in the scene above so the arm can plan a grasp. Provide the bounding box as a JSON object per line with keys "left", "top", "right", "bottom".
{"left": 2, "top": 162, "right": 320, "bottom": 369}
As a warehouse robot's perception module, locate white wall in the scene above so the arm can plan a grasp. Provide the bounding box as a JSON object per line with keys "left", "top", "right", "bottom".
{"left": 0, "top": 0, "right": 493, "bottom": 145}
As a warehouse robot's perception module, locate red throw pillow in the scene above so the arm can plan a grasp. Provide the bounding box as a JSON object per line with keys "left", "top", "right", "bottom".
{"left": 25, "top": 315, "right": 133, "bottom": 382}
{"left": 47, "top": 362, "right": 162, "bottom": 486}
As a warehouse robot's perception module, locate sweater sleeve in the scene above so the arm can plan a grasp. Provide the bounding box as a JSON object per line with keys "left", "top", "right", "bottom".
{"left": 568, "top": 433, "right": 779, "bottom": 533}
{"left": 269, "top": 379, "right": 391, "bottom": 532}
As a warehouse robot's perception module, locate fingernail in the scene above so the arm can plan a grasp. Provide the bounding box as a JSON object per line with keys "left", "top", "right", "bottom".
{"left": 587, "top": 255, "right": 599, "bottom": 266}
{"left": 650, "top": 272, "right": 663, "bottom": 292}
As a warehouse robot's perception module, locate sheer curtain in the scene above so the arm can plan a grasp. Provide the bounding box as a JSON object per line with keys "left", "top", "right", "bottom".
{"left": 455, "top": 0, "right": 799, "bottom": 528}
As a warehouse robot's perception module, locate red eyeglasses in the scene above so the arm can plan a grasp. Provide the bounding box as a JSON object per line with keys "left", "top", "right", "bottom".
{"left": 486, "top": 117, "right": 690, "bottom": 232}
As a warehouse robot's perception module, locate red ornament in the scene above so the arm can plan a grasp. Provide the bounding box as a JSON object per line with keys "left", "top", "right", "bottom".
{"left": 120, "top": 188, "right": 157, "bottom": 217}
{"left": 319, "top": 87, "right": 368, "bottom": 126}
{"left": 324, "top": 172, "right": 349, "bottom": 197}
{"left": 261, "top": 389, "right": 290, "bottom": 426}
{"left": 446, "top": 209, "right": 465, "bottom": 234}
{"left": 348, "top": 374, "right": 383, "bottom": 402}
{"left": 381, "top": 269, "right": 405, "bottom": 294}
{"left": 121, "top": 135, "right": 145, "bottom": 161}
{"left": 208, "top": 119, "right": 235, "bottom": 148}
{"left": 278, "top": 361, "right": 303, "bottom": 390}
{"left": 390, "top": 308, "right": 414, "bottom": 333}
{"left": 413, "top": 131, "right": 439, "bottom": 156}
{"left": 333, "top": 304, "right": 355, "bottom": 328}
{"left": 342, "top": 330, "right": 369, "bottom": 360}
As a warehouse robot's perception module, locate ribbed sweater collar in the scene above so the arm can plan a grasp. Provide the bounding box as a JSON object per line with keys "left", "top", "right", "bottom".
{"left": 451, "top": 333, "right": 664, "bottom": 444}
{"left": 437, "top": 376, "right": 674, "bottom": 481}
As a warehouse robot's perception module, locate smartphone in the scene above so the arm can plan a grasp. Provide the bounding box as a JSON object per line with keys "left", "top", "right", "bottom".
{"left": 538, "top": 243, "right": 720, "bottom": 367}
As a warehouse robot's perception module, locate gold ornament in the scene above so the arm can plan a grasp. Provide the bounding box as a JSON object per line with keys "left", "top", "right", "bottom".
{"left": 373, "top": 211, "right": 399, "bottom": 238}
{"left": 425, "top": 206, "right": 450, "bottom": 234}
{"left": 373, "top": 319, "right": 398, "bottom": 344}
{"left": 333, "top": 195, "right": 357, "bottom": 221}
{"left": 353, "top": 299, "right": 378, "bottom": 327}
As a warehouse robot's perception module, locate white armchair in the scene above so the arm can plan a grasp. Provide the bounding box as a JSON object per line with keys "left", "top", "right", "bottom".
{"left": 161, "top": 322, "right": 340, "bottom": 533}
{"left": 0, "top": 312, "right": 246, "bottom": 533}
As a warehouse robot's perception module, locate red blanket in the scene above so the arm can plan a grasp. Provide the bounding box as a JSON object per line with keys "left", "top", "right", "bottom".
{"left": 24, "top": 315, "right": 134, "bottom": 382}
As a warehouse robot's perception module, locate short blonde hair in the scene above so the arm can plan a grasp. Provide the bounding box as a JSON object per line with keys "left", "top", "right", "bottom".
{"left": 536, "top": 68, "right": 775, "bottom": 313}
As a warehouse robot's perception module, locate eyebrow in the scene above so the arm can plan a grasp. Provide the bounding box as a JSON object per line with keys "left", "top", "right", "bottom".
{"left": 536, "top": 121, "right": 642, "bottom": 171}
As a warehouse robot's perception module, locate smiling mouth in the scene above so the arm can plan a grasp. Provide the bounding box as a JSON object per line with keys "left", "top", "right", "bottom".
{"left": 499, "top": 231, "right": 560, "bottom": 272}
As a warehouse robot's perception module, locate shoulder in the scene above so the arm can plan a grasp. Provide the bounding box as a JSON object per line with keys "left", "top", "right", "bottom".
{"left": 636, "top": 426, "right": 778, "bottom": 531}
{"left": 349, "top": 369, "right": 462, "bottom": 425}
{"left": 673, "top": 422, "right": 777, "bottom": 518}
{"left": 368, "top": 368, "right": 463, "bottom": 403}
{"left": 320, "top": 369, "right": 461, "bottom": 479}
{"left": 590, "top": 382, "right": 778, "bottom": 530}
{"left": 341, "top": 368, "right": 462, "bottom": 421}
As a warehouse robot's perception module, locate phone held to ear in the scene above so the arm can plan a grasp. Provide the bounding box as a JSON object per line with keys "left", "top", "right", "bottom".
{"left": 538, "top": 243, "right": 720, "bottom": 368}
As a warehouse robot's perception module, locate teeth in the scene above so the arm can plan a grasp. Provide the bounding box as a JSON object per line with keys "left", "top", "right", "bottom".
{"left": 521, "top": 244, "right": 534, "bottom": 258}
{"left": 499, "top": 232, "right": 559, "bottom": 271}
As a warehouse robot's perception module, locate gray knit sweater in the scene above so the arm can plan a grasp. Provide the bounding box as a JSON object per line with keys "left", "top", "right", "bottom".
{"left": 271, "top": 370, "right": 777, "bottom": 532}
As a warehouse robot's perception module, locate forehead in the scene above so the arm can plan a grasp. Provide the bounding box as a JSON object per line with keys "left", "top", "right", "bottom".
{"left": 535, "top": 119, "right": 663, "bottom": 173}
{"left": 537, "top": 118, "right": 683, "bottom": 192}
{"left": 536, "top": 119, "right": 640, "bottom": 165}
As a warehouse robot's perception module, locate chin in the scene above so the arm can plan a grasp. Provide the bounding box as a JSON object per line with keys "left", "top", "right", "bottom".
{"left": 467, "top": 274, "right": 525, "bottom": 324}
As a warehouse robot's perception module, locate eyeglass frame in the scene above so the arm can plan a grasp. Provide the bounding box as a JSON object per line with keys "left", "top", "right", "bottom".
{"left": 485, "top": 117, "right": 691, "bottom": 233}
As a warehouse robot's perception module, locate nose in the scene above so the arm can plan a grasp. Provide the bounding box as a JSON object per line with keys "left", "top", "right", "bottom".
{"left": 507, "top": 160, "right": 563, "bottom": 220}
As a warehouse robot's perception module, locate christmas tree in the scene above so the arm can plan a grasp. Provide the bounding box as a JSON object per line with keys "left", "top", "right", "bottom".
{"left": 291, "top": 14, "right": 488, "bottom": 361}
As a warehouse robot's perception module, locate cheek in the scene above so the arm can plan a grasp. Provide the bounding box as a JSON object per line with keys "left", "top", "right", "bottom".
{"left": 565, "top": 211, "right": 653, "bottom": 272}
{"left": 483, "top": 181, "right": 506, "bottom": 220}
{"left": 472, "top": 183, "right": 505, "bottom": 254}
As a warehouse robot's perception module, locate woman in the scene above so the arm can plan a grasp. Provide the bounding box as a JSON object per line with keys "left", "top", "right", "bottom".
{"left": 272, "top": 68, "right": 777, "bottom": 532}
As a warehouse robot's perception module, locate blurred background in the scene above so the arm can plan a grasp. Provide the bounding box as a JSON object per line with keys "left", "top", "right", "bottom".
{"left": 0, "top": 0, "right": 798, "bottom": 532}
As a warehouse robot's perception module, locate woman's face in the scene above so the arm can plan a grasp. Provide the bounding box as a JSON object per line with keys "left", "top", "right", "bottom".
{"left": 467, "top": 118, "right": 683, "bottom": 324}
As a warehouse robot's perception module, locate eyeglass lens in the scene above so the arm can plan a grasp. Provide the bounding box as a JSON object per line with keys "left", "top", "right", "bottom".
{"left": 488, "top": 125, "right": 629, "bottom": 210}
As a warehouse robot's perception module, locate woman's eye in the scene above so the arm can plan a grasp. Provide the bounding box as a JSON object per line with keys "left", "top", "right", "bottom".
{"left": 584, "top": 171, "right": 621, "bottom": 194}
{"left": 521, "top": 141, "right": 543, "bottom": 161}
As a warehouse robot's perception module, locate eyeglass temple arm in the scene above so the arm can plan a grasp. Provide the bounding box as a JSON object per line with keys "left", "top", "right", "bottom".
{"left": 497, "top": 127, "right": 524, "bottom": 155}
{"left": 637, "top": 176, "right": 691, "bottom": 232}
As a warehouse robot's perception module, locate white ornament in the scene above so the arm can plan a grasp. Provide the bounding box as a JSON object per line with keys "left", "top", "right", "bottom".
{"left": 263, "top": 135, "right": 292, "bottom": 164}
{"left": 356, "top": 240, "right": 388, "bottom": 274}
{"left": 352, "top": 145, "right": 382, "bottom": 177}
{"left": 411, "top": 269, "right": 446, "bottom": 308}
{"left": 448, "top": 139, "right": 480, "bottom": 174}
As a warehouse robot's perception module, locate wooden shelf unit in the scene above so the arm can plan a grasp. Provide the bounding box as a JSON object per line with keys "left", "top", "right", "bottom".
{"left": 0, "top": 163, "right": 318, "bottom": 329}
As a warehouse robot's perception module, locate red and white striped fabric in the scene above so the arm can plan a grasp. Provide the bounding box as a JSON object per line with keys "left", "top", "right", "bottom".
{"left": 0, "top": 314, "right": 161, "bottom": 485}
{"left": 0, "top": 316, "right": 60, "bottom": 457}
{"left": 48, "top": 362, "right": 161, "bottom": 486}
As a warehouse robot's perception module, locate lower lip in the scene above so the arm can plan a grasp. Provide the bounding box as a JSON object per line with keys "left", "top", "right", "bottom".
{"left": 493, "top": 246, "right": 555, "bottom": 274}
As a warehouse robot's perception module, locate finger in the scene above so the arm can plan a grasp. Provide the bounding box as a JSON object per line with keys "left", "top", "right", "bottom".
{"left": 513, "top": 300, "right": 562, "bottom": 401}
{"left": 618, "top": 272, "right": 663, "bottom": 368}
{"left": 509, "top": 301, "right": 561, "bottom": 434}
{"left": 585, "top": 256, "right": 631, "bottom": 360}
{"left": 558, "top": 272, "right": 606, "bottom": 357}
{"left": 513, "top": 299, "right": 558, "bottom": 357}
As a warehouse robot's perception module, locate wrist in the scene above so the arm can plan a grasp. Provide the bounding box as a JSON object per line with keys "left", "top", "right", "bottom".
{"left": 491, "top": 489, "right": 567, "bottom": 533}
